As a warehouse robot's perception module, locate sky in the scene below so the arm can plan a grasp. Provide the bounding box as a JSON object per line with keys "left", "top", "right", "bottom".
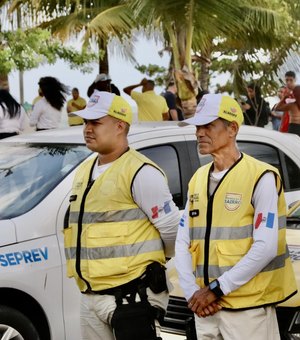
{"left": 8, "top": 36, "right": 171, "bottom": 110}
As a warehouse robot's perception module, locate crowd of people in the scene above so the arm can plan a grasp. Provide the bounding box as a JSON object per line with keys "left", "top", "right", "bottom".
{"left": 240, "top": 70, "right": 300, "bottom": 136}
{"left": 0, "top": 70, "right": 300, "bottom": 138}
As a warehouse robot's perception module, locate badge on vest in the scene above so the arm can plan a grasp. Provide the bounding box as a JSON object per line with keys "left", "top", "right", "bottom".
{"left": 189, "top": 209, "right": 199, "bottom": 217}
{"left": 224, "top": 193, "right": 242, "bottom": 211}
{"left": 189, "top": 193, "right": 199, "bottom": 203}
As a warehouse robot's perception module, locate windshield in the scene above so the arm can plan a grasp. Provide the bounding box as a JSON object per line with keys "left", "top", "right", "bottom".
{"left": 0, "top": 143, "right": 91, "bottom": 219}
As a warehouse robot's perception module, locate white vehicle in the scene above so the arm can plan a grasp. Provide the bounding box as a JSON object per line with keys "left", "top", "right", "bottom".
{"left": 0, "top": 123, "right": 299, "bottom": 340}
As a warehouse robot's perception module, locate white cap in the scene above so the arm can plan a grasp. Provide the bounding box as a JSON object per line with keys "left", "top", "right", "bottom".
{"left": 75, "top": 90, "right": 132, "bottom": 125}
{"left": 94, "top": 73, "right": 111, "bottom": 83}
{"left": 179, "top": 94, "right": 244, "bottom": 127}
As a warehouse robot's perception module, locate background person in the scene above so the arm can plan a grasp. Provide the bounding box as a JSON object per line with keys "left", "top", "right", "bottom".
{"left": 87, "top": 73, "right": 112, "bottom": 97}
{"left": 66, "top": 87, "right": 86, "bottom": 126}
{"left": 29, "top": 76, "right": 69, "bottom": 131}
{"left": 32, "top": 88, "right": 43, "bottom": 109}
{"left": 279, "top": 70, "right": 297, "bottom": 133}
{"left": 64, "top": 90, "right": 180, "bottom": 340}
{"left": 0, "top": 89, "right": 29, "bottom": 139}
{"left": 275, "top": 85, "right": 300, "bottom": 136}
{"left": 241, "top": 82, "right": 270, "bottom": 127}
{"left": 161, "top": 81, "right": 183, "bottom": 121}
{"left": 123, "top": 78, "right": 169, "bottom": 121}
{"left": 270, "top": 86, "right": 285, "bottom": 131}
{"left": 196, "top": 88, "right": 209, "bottom": 104}
{"left": 175, "top": 94, "right": 297, "bottom": 340}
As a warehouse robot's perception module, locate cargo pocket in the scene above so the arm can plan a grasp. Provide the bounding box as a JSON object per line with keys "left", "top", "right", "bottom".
{"left": 87, "top": 222, "right": 129, "bottom": 277}
{"left": 216, "top": 241, "right": 261, "bottom": 297}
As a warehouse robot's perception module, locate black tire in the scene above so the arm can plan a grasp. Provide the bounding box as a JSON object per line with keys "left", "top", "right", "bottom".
{"left": 0, "top": 305, "right": 40, "bottom": 340}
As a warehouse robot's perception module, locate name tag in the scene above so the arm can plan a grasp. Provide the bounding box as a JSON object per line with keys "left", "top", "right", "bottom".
{"left": 189, "top": 209, "right": 199, "bottom": 217}
{"left": 69, "top": 195, "right": 77, "bottom": 202}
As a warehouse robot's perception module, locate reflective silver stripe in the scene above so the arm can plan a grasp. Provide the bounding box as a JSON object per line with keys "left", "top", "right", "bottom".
{"left": 65, "top": 239, "right": 163, "bottom": 260}
{"left": 194, "top": 249, "right": 289, "bottom": 278}
{"left": 69, "top": 208, "right": 147, "bottom": 224}
{"left": 190, "top": 225, "right": 253, "bottom": 241}
{"left": 190, "top": 217, "right": 286, "bottom": 241}
{"left": 279, "top": 215, "right": 286, "bottom": 228}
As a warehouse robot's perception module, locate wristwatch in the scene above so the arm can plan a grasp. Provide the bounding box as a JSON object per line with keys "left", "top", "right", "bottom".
{"left": 208, "top": 279, "right": 224, "bottom": 298}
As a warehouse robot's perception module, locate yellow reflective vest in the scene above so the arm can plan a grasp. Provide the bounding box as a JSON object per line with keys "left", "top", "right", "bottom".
{"left": 188, "top": 153, "right": 297, "bottom": 309}
{"left": 64, "top": 148, "right": 166, "bottom": 292}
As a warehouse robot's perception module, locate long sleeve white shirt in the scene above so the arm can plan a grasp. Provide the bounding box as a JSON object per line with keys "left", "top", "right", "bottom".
{"left": 175, "top": 171, "right": 279, "bottom": 301}
{"left": 29, "top": 97, "right": 61, "bottom": 129}
{"left": 92, "top": 161, "right": 180, "bottom": 258}
{"left": 0, "top": 105, "right": 29, "bottom": 134}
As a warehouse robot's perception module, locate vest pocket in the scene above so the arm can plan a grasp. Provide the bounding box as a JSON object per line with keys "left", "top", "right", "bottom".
{"left": 86, "top": 222, "right": 129, "bottom": 277}
{"left": 216, "top": 240, "right": 251, "bottom": 268}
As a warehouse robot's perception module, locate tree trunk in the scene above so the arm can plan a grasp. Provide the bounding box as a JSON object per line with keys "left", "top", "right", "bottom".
{"left": 98, "top": 38, "right": 109, "bottom": 74}
{"left": 199, "top": 41, "right": 212, "bottom": 91}
{"left": 199, "top": 61, "right": 210, "bottom": 91}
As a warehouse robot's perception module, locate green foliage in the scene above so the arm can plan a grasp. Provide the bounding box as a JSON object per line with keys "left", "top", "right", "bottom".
{"left": 0, "top": 28, "right": 98, "bottom": 75}
{"left": 135, "top": 63, "right": 168, "bottom": 86}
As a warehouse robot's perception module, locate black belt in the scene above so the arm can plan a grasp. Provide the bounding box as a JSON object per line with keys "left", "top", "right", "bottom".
{"left": 82, "top": 274, "right": 148, "bottom": 296}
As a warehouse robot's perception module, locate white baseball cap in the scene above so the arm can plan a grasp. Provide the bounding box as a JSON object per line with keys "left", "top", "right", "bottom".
{"left": 94, "top": 73, "right": 111, "bottom": 83}
{"left": 179, "top": 94, "right": 244, "bottom": 127}
{"left": 75, "top": 90, "right": 133, "bottom": 125}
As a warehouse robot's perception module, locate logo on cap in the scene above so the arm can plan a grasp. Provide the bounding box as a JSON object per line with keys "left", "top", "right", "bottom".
{"left": 88, "top": 95, "right": 100, "bottom": 107}
{"left": 197, "top": 98, "right": 206, "bottom": 112}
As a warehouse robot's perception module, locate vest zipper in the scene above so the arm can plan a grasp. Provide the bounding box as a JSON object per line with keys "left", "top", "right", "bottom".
{"left": 203, "top": 154, "right": 243, "bottom": 286}
{"left": 75, "top": 179, "right": 94, "bottom": 291}
{"left": 204, "top": 195, "right": 213, "bottom": 286}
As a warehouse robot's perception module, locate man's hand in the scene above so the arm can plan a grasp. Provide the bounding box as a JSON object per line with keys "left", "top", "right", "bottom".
{"left": 188, "top": 287, "right": 222, "bottom": 317}
{"left": 197, "top": 301, "right": 222, "bottom": 318}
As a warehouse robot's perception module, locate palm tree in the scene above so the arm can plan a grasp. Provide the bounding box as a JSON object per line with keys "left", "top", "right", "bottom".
{"left": 127, "top": 0, "right": 293, "bottom": 116}
{"left": 8, "top": 0, "right": 137, "bottom": 74}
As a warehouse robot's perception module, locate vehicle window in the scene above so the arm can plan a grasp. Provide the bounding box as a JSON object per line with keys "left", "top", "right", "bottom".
{"left": 284, "top": 154, "right": 300, "bottom": 190}
{"left": 238, "top": 142, "right": 280, "bottom": 169}
{"left": 138, "top": 145, "right": 182, "bottom": 207}
{"left": 291, "top": 205, "right": 300, "bottom": 218}
{"left": 0, "top": 143, "right": 91, "bottom": 219}
{"left": 238, "top": 142, "right": 300, "bottom": 191}
{"left": 195, "top": 141, "right": 300, "bottom": 190}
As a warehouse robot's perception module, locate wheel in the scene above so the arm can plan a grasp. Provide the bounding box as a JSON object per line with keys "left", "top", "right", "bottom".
{"left": 0, "top": 305, "right": 40, "bottom": 340}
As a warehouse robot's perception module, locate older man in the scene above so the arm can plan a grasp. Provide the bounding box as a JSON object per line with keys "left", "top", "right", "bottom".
{"left": 175, "top": 94, "right": 297, "bottom": 340}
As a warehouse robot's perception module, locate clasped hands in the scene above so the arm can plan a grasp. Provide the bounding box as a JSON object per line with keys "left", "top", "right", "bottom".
{"left": 188, "top": 286, "right": 222, "bottom": 318}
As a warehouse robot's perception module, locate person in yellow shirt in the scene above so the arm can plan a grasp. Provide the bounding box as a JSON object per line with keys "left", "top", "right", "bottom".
{"left": 32, "top": 88, "right": 43, "bottom": 109}
{"left": 123, "top": 78, "right": 169, "bottom": 121}
{"left": 66, "top": 88, "right": 86, "bottom": 126}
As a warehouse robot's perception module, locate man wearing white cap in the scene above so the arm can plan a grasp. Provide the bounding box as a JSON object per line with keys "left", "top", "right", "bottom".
{"left": 175, "top": 94, "right": 296, "bottom": 339}
{"left": 64, "top": 90, "right": 180, "bottom": 340}
{"left": 87, "top": 73, "right": 112, "bottom": 97}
